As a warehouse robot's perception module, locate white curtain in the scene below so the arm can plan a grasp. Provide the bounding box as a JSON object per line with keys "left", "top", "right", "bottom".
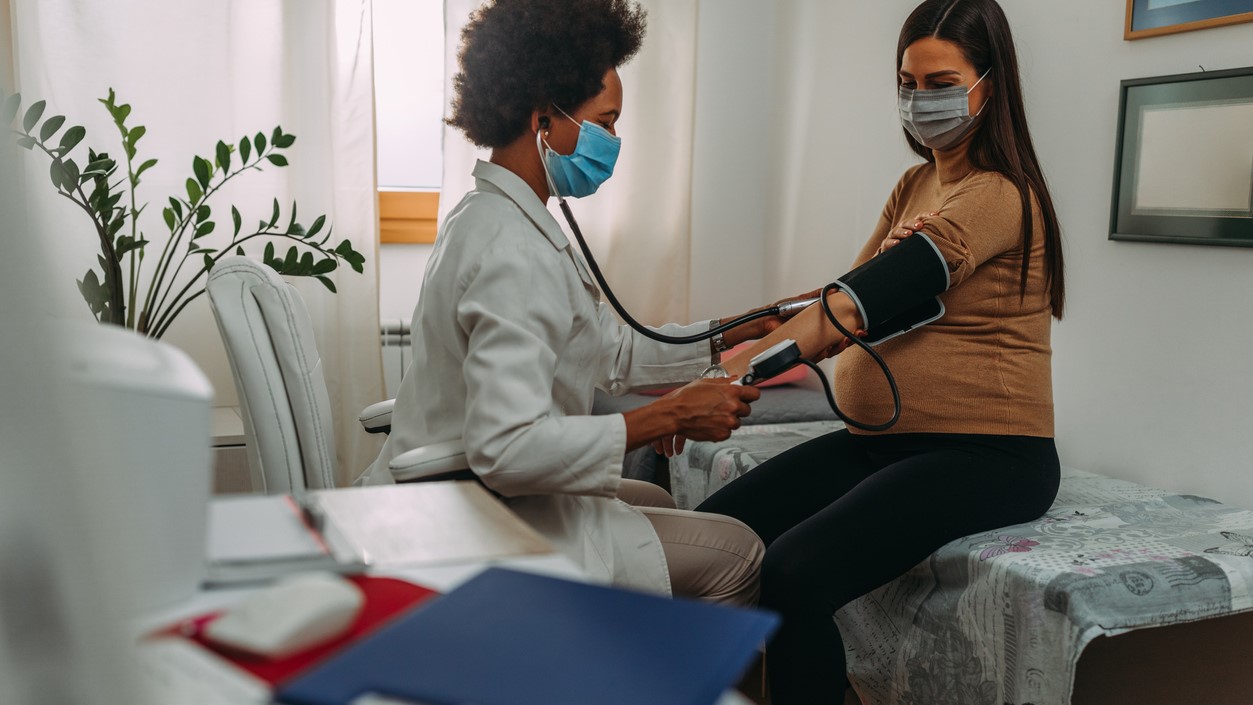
{"left": 13, "top": 0, "right": 385, "bottom": 486}
{"left": 440, "top": 0, "right": 700, "bottom": 323}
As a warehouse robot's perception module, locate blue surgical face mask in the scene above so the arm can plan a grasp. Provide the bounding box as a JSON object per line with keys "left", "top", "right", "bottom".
{"left": 538, "top": 106, "right": 621, "bottom": 199}
{"left": 898, "top": 67, "right": 991, "bottom": 151}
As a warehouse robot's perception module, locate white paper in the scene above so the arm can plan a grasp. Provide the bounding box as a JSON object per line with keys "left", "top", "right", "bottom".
{"left": 137, "top": 638, "right": 270, "bottom": 705}
{"left": 308, "top": 482, "right": 552, "bottom": 569}
{"left": 206, "top": 495, "right": 326, "bottom": 564}
{"left": 1133, "top": 101, "right": 1253, "bottom": 214}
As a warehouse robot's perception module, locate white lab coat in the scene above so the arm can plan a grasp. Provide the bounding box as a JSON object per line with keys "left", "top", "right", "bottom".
{"left": 365, "top": 160, "right": 712, "bottom": 594}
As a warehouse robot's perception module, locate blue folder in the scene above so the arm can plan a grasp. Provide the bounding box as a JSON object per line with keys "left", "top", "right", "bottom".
{"left": 274, "top": 567, "right": 778, "bottom": 705}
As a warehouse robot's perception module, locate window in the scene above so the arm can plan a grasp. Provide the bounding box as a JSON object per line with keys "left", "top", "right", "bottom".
{"left": 373, "top": 0, "right": 444, "bottom": 243}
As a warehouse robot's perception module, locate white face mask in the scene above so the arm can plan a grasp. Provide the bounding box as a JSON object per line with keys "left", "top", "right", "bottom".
{"left": 898, "top": 67, "right": 991, "bottom": 151}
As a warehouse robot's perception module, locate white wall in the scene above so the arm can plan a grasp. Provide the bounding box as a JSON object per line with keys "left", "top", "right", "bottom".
{"left": 761, "top": 0, "right": 1253, "bottom": 508}
{"left": 1008, "top": 3, "right": 1253, "bottom": 507}
{"left": 379, "top": 242, "right": 432, "bottom": 321}
{"left": 687, "top": 0, "right": 778, "bottom": 321}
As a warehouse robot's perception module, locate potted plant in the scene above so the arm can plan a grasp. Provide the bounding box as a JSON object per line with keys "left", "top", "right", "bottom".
{"left": 2, "top": 88, "right": 366, "bottom": 338}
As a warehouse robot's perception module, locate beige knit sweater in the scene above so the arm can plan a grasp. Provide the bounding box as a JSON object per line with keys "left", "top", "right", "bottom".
{"left": 834, "top": 154, "right": 1055, "bottom": 437}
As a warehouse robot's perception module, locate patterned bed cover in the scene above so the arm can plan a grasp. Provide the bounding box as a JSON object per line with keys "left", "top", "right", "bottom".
{"left": 671, "top": 421, "right": 1253, "bottom": 705}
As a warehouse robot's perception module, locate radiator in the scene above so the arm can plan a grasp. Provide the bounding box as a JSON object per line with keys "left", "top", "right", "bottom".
{"left": 380, "top": 318, "right": 411, "bottom": 398}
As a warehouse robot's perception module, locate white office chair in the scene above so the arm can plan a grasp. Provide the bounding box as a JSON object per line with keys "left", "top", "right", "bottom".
{"left": 207, "top": 256, "right": 465, "bottom": 493}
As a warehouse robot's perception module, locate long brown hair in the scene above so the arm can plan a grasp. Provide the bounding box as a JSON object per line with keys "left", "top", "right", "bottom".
{"left": 898, "top": 0, "right": 1065, "bottom": 318}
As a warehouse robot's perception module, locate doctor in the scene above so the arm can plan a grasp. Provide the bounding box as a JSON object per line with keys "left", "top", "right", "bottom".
{"left": 367, "top": 0, "right": 787, "bottom": 605}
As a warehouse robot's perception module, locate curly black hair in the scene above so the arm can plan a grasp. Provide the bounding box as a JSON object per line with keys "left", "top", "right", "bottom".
{"left": 446, "top": 0, "right": 647, "bottom": 148}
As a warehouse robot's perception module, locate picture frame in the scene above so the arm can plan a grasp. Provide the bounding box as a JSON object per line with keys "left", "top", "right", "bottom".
{"left": 1110, "top": 66, "right": 1253, "bottom": 248}
{"left": 1125, "top": 0, "right": 1253, "bottom": 40}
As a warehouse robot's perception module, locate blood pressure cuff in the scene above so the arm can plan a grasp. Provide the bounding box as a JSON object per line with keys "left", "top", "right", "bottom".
{"left": 833, "top": 233, "right": 950, "bottom": 339}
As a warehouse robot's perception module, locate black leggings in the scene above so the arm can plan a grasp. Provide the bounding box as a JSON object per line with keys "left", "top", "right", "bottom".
{"left": 696, "top": 430, "right": 1060, "bottom": 705}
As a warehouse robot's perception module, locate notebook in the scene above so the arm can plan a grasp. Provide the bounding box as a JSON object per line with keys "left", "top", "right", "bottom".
{"left": 274, "top": 567, "right": 779, "bottom": 705}
{"left": 205, "top": 482, "right": 552, "bottom": 586}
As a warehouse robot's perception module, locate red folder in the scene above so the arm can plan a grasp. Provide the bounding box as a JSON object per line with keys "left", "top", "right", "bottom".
{"left": 153, "top": 575, "right": 438, "bottom": 686}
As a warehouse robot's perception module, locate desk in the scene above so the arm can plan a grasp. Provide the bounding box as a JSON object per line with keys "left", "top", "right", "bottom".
{"left": 136, "top": 482, "right": 757, "bottom": 705}
{"left": 137, "top": 554, "right": 754, "bottom": 705}
{"left": 136, "top": 552, "right": 587, "bottom": 705}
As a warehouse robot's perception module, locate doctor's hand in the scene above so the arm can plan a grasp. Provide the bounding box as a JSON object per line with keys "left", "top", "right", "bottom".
{"left": 878, "top": 211, "right": 937, "bottom": 255}
{"left": 631, "top": 378, "right": 760, "bottom": 458}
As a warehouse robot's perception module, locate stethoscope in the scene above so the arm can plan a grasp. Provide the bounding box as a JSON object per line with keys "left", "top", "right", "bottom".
{"left": 535, "top": 127, "right": 901, "bottom": 431}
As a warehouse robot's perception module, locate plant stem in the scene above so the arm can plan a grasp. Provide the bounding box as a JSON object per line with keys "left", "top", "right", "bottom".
{"left": 147, "top": 228, "right": 331, "bottom": 337}
{"left": 145, "top": 150, "right": 276, "bottom": 333}
{"left": 151, "top": 289, "right": 205, "bottom": 340}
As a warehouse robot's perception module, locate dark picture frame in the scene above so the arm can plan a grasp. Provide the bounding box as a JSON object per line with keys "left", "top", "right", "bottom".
{"left": 1125, "top": 0, "right": 1253, "bottom": 40}
{"left": 1110, "top": 67, "right": 1253, "bottom": 248}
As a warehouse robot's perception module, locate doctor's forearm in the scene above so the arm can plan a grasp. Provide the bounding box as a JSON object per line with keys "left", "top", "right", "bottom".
{"left": 622, "top": 405, "right": 679, "bottom": 452}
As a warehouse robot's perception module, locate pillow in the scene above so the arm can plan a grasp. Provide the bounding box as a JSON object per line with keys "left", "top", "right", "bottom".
{"left": 635, "top": 342, "right": 809, "bottom": 396}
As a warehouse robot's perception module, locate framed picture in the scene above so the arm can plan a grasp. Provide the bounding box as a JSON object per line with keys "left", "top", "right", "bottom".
{"left": 1125, "top": 0, "right": 1253, "bottom": 40}
{"left": 1110, "top": 67, "right": 1253, "bottom": 248}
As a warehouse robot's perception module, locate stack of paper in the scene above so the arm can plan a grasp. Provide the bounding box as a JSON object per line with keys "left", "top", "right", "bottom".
{"left": 205, "top": 482, "right": 553, "bottom": 586}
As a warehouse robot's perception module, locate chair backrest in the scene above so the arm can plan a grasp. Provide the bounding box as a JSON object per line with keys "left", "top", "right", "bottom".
{"left": 207, "top": 256, "right": 337, "bottom": 494}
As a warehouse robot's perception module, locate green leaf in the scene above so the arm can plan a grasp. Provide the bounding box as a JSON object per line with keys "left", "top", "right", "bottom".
{"left": 203, "top": 253, "right": 215, "bottom": 271}
{"left": 105, "top": 193, "right": 123, "bottom": 210}
{"left": 239, "top": 136, "right": 252, "bottom": 164}
{"left": 82, "top": 157, "right": 114, "bottom": 177}
{"left": 116, "top": 103, "right": 132, "bottom": 124}
{"left": 194, "top": 221, "right": 215, "bottom": 239}
{"left": 272, "top": 126, "right": 283, "bottom": 144}
{"left": 195, "top": 205, "right": 211, "bottom": 224}
{"left": 315, "top": 276, "right": 337, "bottom": 293}
{"left": 169, "top": 197, "right": 183, "bottom": 219}
{"left": 58, "top": 125, "right": 86, "bottom": 154}
{"left": 186, "top": 177, "right": 202, "bottom": 203}
{"left": 283, "top": 245, "right": 298, "bottom": 270}
{"left": 49, "top": 160, "right": 65, "bottom": 191}
{"left": 269, "top": 198, "right": 280, "bottom": 228}
{"left": 236, "top": 246, "right": 245, "bottom": 256}
{"left": 1, "top": 93, "right": 20, "bottom": 125}
{"left": 39, "top": 115, "right": 66, "bottom": 142}
{"left": 117, "top": 236, "right": 148, "bottom": 256}
{"left": 77, "top": 269, "right": 110, "bottom": 317}
{"left": 62, "top": 159, "right": 80, "bottom": 186}
{"left": 125, "top": 125, "right": 146, "bottom": 159}
{"left": 312, "top": 258, "right": 337, "bottom": 275}
{"left": 163, "top": 207, "right": 176, "bottom": 231}
{"left": 254, "top": 131, "right": 267, "bottom": 155}
{"left": 15, "top": 136, "right": 35, "bottom": 150}
{"left": 300, "top": 251, "right": 314, "bottom": 273}
{"left": 193, "top": 156, "right": 211, "bottom": 189}
{"left": 289, "top": 223, "right": 306, "bottom": 238}
{"left": 216, "top": 140, "right": 231, "bottom": 173}
{"left": 265, "top": 153, "right": 288, "bottom": 167}
{"left": 135, "top": 158, "right": 158, "bottom": 180}
{"left": 108, "top": 216, "right": 126, "bottom": 237}
{"left": 274, "top": 133, "right": 296, "bottom": 149}
{"left": 21, "top": 100, "right": 46, "bottom": 133}
{"left": 306, "top": 215, "right": 326, "bottom": 238}
{"left": 231, "top": 206, "right": 242, "bottom": 236}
